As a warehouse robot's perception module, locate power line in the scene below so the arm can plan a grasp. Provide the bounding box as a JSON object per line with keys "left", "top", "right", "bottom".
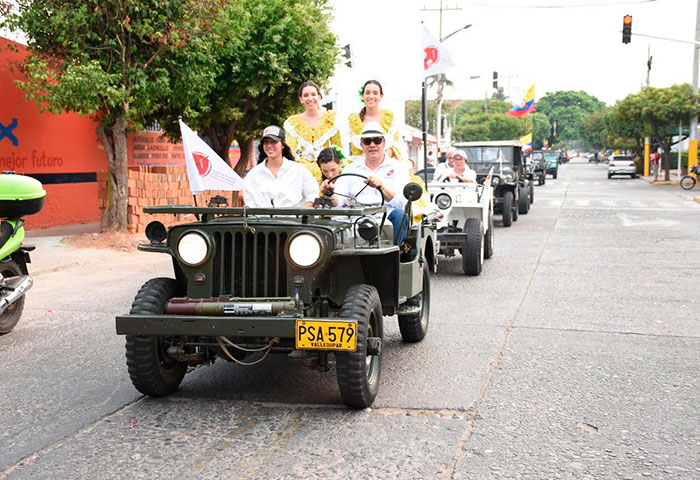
{"left": 467, "top": 0, "right": 658, "bottom": 8}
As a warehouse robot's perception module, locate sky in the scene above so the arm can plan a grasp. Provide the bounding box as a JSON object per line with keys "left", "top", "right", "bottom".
{"left": 328, "top": 0, "right": 699, "bottom": 108}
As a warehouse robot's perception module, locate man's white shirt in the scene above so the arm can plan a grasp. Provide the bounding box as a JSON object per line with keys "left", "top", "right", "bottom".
{"left": 435, "top": 166, "right": 477, "bottom": 183}
{"left": 335, "top": 156, "right": 409, "bottom": 215}
{"left": 243, "top": 158, "right": 319, "bottom": 207}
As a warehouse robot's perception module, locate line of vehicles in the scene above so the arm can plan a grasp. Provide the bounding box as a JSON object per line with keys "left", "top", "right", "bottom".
{"left": 1, "top": 143, "right": 564, "bottom": 409}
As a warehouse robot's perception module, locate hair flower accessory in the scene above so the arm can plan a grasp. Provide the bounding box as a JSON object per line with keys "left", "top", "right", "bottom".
{"left": 332, "top": 145, "right": 345, "bottom": 160}
{"left": 358, "top": 86, "right": 365, "bottom": 105}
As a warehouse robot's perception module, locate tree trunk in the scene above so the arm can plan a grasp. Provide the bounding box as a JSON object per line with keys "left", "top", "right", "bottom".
{"left": 235, "top": 136, "right": 255, "bottom": 177}
{"left": 205, "top": 125, "right": 232, "bottom": 167}
{"left": 98, "top": 115, "right": 129, "bottom": 232}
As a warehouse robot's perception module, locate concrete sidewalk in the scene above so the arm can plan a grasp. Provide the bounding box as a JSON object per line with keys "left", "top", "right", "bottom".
{"left": 639, "top": 170, "right": 683, "bottom": 186}
{"left": 22, "top": 222, "right": 140, "bottom": 275}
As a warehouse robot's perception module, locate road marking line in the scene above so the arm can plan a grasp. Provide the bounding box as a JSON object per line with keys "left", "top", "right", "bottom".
{"left": 440, "top": 180, "right": 571, "bottom": 480}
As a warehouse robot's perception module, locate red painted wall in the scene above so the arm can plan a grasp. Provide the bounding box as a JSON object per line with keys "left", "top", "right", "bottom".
{"left": 0, "top": 37, "right": 106, "bottom": 229}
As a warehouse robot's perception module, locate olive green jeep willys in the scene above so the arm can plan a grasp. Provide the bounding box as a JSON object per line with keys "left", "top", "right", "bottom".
{"left": 116, "top": 181, "right": 436, "bottom": 408}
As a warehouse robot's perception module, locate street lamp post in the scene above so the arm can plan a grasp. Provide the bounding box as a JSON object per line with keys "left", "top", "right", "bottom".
{"left": 435, "top": 23, "right": 472, "bottom": 155}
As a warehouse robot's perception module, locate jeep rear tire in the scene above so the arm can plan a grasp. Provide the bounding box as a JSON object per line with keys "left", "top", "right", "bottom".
{"left": 462, "top": 218, "right": 483, "bottom": 276}
{"left": 553, "top": 170, "right": 558, "bottom": 179}
{"left": 398, "top": 266, "right": 430, "bottom": 343}
{"left": 512, "top": 191, "right": 519, "bottom": 222}
{"left": 529, "top": 181, "right": 535, "bottom": 204}
{"left": 336, "top": 284, "right": 383, "bottom": 409}
{"left": 125, "top": 278, "right": 187, "bottom": 397}
{"left": 502, "top": 191, "right": 514, "bottom": 227}
{"left": 483, "top": 211, "right": 494, "bottom": 259}
{"left": 0, "top": 259, "right": 24, "bottom": 334}
{"left": 519, "top": 186, "right": 530, "bottom": 214}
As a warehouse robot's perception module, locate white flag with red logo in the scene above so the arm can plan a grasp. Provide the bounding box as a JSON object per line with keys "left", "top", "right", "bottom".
{"left": 422, "top": 25, "right": 455, "bottom": 78}
{"left": 179, "top": 119, "right": 243, "bottom": 194}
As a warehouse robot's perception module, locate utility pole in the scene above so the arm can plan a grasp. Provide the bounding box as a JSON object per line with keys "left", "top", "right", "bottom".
{"left": 689, "top": 0, "right": 700, "bottom": 172}
{"left": 421, "top": 0, "right": 461, "bottom": 155}
{"left": 644, "top": 45, "right": 651, "bottom": 176}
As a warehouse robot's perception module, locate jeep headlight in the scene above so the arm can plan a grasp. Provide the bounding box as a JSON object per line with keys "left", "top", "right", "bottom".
{"left": 177, "top": 232, "right": 209, "bottom": 266}
{"left": 492, "top": 176, "right": 501, "bottom": 185}
{"left": 288, "top": 233, "right": 322, "bottom": 268}
{"left": 505, "top": 173, "right": 514, "bottom": 182}
{"left": 435, "top": 193, "right": 452, "bottom": 210}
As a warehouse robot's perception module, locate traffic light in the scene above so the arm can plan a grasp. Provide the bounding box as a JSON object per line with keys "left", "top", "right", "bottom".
{"left": 341, "top": 44, "right": 353, "bottom": 68}
{"left": 492, "top": 71, "right": 498, "bottom": 89}
{"left": 622, "top": 15, "right": 632, "bottom": 44}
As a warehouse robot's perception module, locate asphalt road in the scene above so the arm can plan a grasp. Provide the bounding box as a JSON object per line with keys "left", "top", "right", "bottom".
{"left": 1, "top": 158, "right": 698, "bottom": 479}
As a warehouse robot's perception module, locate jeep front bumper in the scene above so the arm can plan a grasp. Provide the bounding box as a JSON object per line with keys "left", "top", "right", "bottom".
{"left": 437, "top": 232, "right": 469, "bottom": 249}
{"left": 116, "top": 314, "right": 297, "bottom": 337}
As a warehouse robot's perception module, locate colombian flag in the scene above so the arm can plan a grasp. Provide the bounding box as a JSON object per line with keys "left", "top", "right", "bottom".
{"left": 507, "top": 85, "right": 535, "bottom": 118}
{"left": 519, "top": 133, "right": 533, "bottom": 152}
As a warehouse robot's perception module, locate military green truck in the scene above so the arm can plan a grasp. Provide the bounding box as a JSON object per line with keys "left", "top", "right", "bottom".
{"left": 116, "top": 181, "right": 435, "bottom": 408}
{"left": 453, "top": 140, "right": 530, "bottom": 227}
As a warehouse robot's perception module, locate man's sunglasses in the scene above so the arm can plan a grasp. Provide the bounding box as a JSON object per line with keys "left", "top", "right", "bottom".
{"left": 361, "top": 137, "right": 384, "bottom": 146}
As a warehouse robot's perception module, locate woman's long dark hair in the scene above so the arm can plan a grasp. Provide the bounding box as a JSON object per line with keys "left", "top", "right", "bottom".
{"left": 257, "top": 140, "right": 296, "bottom": 164}
{"left": 359, "top": 79, "right": 384, "bottom": 121}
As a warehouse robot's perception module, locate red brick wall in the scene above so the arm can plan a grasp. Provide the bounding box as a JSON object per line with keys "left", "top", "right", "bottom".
{"left": 98, "top": 166, "right": 244, "bottom": 233}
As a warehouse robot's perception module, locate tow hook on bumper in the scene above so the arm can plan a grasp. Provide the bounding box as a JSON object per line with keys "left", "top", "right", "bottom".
{"left": 0, "top": 275, "right": 32, "bottom": 315}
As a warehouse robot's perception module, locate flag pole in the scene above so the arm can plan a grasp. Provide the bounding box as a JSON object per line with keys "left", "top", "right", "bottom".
{"left": 422, "top": 80, "right": 429, "bottom": 186}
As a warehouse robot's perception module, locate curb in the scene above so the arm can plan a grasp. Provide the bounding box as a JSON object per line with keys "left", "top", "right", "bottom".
{"left": 650, "top": 181, "right": 681, "bottom": 186}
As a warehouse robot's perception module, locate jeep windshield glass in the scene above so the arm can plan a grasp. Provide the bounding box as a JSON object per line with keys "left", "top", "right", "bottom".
{"left": 463, "top": 147, "right": 514, "bottom": 174}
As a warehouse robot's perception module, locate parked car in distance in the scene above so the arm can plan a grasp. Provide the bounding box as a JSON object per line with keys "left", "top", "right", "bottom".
{"left": 608, "top": 155, "right": 637, "bottom": 179}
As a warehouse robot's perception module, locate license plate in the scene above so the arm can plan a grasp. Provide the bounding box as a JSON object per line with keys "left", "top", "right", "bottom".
{"left": 295, "top": 320, "right": 357, "bottom": 351}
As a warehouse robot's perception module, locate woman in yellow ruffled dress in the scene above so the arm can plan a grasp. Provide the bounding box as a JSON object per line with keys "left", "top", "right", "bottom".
{"left": 283, "top": 81, "right": 342, "bottom": 184}
{"left": 348, "top": 80, "right": 403, "bottom": 162}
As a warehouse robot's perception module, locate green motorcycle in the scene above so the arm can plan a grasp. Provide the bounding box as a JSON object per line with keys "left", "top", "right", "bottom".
{"left": 0, "top": 173, "right": 46, "bottom": 334}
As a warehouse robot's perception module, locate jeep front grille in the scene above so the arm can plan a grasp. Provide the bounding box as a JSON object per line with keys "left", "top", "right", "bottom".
{"left": 211, "top": 231, "right": 288, "bottom": 297}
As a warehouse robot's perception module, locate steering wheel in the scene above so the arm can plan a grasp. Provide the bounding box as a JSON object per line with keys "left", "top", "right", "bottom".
{"left": 442, "top": 175, "right": 464, "bottom": 183}
{"left": 326, "top": 173, "right": 385, "bottom": 207}
{"left": 324, "top": 172, "right": 387, "bottom": 239}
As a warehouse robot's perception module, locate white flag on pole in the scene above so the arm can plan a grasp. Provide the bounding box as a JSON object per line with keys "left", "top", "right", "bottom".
{"left": 179, "top": 119, "right": 243, "bottom": 194}
{"left": 422, "top": 25, "right": 455, "bottom": 78}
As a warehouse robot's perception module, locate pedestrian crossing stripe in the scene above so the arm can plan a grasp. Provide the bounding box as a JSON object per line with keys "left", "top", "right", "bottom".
{"left": 538, "top": 199, "right": 700, "bottom": 210}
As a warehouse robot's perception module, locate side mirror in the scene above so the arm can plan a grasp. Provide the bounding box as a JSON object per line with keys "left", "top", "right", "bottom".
{"left": 403, "top": 182, "right": 423, "bottom": 202}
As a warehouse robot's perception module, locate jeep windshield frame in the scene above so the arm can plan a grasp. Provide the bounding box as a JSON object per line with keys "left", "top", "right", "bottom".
{"left": 144, "top": 205, "right": 386, "bottom": 218}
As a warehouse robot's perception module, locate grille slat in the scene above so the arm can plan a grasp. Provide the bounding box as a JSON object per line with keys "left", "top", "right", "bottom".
{"left": 211, "top": 229, "right": 287, "bottom": 297}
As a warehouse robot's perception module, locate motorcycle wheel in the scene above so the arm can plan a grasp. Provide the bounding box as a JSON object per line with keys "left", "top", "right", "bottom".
{"left": 0, "top": 259, "right": 24, "bottom": 334}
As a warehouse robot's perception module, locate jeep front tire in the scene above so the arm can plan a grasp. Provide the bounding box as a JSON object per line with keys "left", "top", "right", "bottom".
{"left": 502, "top": 191, "right": 514, "bottom": 227}
{"left": 398, "top": 266, "right": 430, "bottom": 343}
{"left": 335, "top": 284, "right": 383, "bottom": 409}
{"left": 462, "top": 218, "right": 483, "bottom": 276}
{"left": 125, "top": 278, "right": 187, "bottom": 397}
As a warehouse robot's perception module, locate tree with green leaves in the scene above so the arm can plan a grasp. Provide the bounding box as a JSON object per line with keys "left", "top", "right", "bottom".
{"left": 582, "top": 110, "right": 609, "bottom": 152}
{"left": 154, "top": 0, "right": 337, "bottom": 176}
{"left": 530, "top": 112, "right": 551, "bottom": 149}
{"left": 3, "top": 0, "right": 218, "bottom": 231}
{"left": 405, "top": 100, "right": 460, "bottom": 136}
{"left": 633, "top": 85, "right": 698, "bottom": 180}
{"left": 536, "top": 90, "right": 606, "bottom": 145}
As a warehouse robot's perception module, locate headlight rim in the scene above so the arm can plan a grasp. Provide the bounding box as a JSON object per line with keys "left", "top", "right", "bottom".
{"left": 287, "top": 231, "right": 324, "bottom": 269}
{"left": 435, "top": 193, "right": 452, "bottom": 210}
{"left": 176, "top": 230, "right": 213, "bottom": 267}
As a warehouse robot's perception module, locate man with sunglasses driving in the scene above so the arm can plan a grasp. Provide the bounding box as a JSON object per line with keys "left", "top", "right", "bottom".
{"left": 320, "top": 121, "right": 410, "bottom": 244}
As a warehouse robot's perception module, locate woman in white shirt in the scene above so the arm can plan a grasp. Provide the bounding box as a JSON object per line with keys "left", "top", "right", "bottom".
{"left": 243, "top": 125, "right": 319, "bottom": 207}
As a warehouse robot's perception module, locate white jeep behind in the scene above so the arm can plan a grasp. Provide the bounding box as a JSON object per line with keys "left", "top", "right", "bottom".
{"left": 426, "top": 171, "right": 495, "bottom": 275}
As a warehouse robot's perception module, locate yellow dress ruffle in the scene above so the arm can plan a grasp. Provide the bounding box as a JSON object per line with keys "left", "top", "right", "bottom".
{"left": 284, "top": 111, "right": 342, "bottom": 185}
{"left": 348, "top": 110, "right": 403, "bottom": 162}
